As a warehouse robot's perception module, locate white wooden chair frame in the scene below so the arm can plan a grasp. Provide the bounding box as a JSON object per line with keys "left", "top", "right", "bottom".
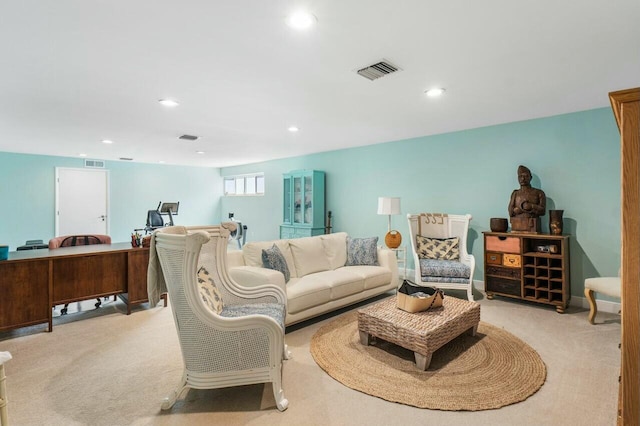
{"left": 407, "top": 213, "right": 475, "bottom": 301}
{"left": 153, "top": 226, "right": 289, "bottom": 411}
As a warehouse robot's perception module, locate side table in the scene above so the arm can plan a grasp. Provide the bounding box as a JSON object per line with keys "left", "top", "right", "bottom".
{"left": 390, "top": 246, "right": 406, "bottom": 279}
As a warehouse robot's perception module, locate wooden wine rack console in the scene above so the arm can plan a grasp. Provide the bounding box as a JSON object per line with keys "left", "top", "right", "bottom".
{"left": 483, "top": 232, "right": 570, "bottom": 313}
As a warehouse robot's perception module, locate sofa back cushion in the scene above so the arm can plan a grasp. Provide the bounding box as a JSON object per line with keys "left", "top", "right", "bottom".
{"left": 242, "top": 240, "right": 298, "bottom": 278}
{"left": 289, "top": 236, "right": 331, "bottom": 277}
{"left": 320, "top": 232, "right": 348, "bottom": 270}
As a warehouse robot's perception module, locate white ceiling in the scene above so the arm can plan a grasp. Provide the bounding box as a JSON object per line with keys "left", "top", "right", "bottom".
{"left": 1, "top": 1, "right": 639, "bottom": 168}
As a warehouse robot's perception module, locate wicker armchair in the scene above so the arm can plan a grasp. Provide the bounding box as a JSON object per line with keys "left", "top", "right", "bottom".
{"left": 152, "top": 225, "right": 289, "bottom": 411}
{"left": 407, "top": 213, "right": 475, "bottom": 301}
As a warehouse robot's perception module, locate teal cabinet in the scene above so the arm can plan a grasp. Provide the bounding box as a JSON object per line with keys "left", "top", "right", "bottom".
{"left": 280, "top": 170, "right": 325, "bottom": 238}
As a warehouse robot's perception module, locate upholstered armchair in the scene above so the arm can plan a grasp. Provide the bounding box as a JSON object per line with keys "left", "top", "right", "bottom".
{"left": 152, "top": 225, "right": 289, "bottom": 411}
{"left": 407, "top": 213, "right": 475, "bottom": 301}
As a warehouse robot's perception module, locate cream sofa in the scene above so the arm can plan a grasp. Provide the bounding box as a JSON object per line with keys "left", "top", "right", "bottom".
{"left": 226, "top": 232, "right": 399, "bottom": 326}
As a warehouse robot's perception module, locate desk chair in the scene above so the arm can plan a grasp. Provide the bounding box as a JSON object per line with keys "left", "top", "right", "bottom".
{"left": 49, "top": 234, "right": 112, "bottom": 315}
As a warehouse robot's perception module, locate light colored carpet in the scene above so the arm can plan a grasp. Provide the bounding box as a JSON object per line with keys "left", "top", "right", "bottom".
{"left": 310, "top": 312, "right": 546, "bottom": 410}
{"left": 0, "top": 291, "right": 621, "bottom": 426}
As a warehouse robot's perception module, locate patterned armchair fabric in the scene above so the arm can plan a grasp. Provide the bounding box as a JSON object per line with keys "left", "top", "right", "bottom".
{"left": 152, "top": 225, "right": 289, "bottom": 412}
{"left": 407, "top": 213, "right": 475, "bottom": 301}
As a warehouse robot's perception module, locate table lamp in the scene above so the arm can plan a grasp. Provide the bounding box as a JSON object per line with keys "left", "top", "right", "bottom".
{"left": 377, "top": 197, "right": 402, "bottom": 248}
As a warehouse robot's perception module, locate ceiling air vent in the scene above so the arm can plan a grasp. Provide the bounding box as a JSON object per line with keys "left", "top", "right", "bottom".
{"left": 119, "top": 157, "right": 133, "bottom": 161}
{"left": 356, "top": 60, "right": 401, "bottom": 81}
{"left": 179, "top": 134, "right": 200, "bottom": 141}
{"left": 84, "top": 159, "right": 105, "bottom": 168}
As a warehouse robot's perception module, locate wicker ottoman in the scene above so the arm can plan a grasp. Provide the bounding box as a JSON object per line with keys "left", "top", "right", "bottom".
{"left": 358, "top": 296, "right": 481, "bottom": 370}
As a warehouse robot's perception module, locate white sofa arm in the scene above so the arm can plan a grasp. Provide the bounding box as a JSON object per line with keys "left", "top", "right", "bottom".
{"left": 377, "top": 247, "right": 400, "bottom": 288}
{"left": 229, "top": 266, "right": 286, "bottom": 290}
{"left": 226, "top": 249, "right": 246, "bottom": 268}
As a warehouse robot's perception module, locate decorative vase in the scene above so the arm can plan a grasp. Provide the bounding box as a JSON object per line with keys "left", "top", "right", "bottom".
{"left": 385, "top": 230, "right": 402, "bottom": 249}
{"left": 549, "top": 210, "right": 564, "bottom": 235}
{"left": 490, "top": 218, "right": 508, "bottom": 232}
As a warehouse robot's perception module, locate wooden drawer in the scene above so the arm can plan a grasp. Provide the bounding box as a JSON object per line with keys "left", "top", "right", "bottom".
{"left": 502, "top": 254, "right": 521, "bottom": 268}
{"left": 486, "top": 276, "right": 521, "bottom": 297}
{"left": 486, "top": 265, "right": 521, "bottom": 280}
{"left": 486, "top": 252, "right": 502, "bottom": 265}
{"left": 486, "top": 236, "right": 520, "bottom": 254}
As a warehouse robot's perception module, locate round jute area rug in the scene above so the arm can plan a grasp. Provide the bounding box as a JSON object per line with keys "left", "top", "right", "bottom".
{"left": 310, "top": 311, "right": 546, "bottom": 411}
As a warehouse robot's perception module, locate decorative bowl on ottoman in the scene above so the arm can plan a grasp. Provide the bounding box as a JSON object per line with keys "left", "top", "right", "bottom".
{"left": 490, "top": 218, "right": 508, "bottom": 232}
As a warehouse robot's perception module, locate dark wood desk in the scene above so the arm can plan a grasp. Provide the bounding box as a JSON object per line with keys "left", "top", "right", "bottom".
{"left": 0, "top": 243, "right": 151, "bottom": 332}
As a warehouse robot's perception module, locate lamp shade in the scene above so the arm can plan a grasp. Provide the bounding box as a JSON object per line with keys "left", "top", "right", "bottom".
{"left": 377, "top": 197, "right": 401, "bottom": 215}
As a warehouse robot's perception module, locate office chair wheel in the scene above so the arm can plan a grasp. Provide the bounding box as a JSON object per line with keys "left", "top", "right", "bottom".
{"left": 61, "top": 307, "right": 68, "bottom": 315}
{"left": 95, "top": 298, "right": 102, "bottom": 309}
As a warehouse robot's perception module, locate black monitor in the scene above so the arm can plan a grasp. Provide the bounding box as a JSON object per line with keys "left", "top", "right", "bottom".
{"left": 160, "top": 202, "right": 179, "bottom": 215}
{"left": 159, "top": 202, "right": 179, "bottom": 226}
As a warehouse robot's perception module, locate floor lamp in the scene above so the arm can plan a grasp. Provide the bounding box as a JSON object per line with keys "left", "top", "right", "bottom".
{"left": 377, "top": 197, "right": 402, "bottom": 249}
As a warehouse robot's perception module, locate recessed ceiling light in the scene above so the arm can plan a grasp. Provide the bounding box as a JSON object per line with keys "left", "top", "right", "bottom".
{"left": 286, "top": 11, "right": 317, "bottom": 30}
{"left": 79, "top": 153, "right": 87, "bottom": 157}
{"left": 158, "top": 99, "right": 179, "bottom": 107}
{"left": 196, "top": 151, "right": 205, "bottom": 154}
{"left": 288, "top": 126, "right": 299, "bottom": 132}
{"left": 101, "top": 139, "right": 113, "bottom": 144}
{"left": 158, "top": 160, "right": 165, "bottom": 164}
{"left": 425, "top": 88, "right": 445, "bottom": 98}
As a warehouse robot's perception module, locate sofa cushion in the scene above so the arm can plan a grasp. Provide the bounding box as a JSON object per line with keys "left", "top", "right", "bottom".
{"left": 346, "top": 236, "right": 379, "bottom": 266}
{"left": 340, "top": 265, "right": 392, "bottom": 290}
{"left": 262, "top": 244, "right": 291, "bottom": 283}
{"left": 320, "top": 232, "right": 348, "bottom": 270}
{"left": 416, "top": 235, "right": 460, "bottom": 260}
{"left": 286, "top": 278, "right": 332, "bottom": 314}
{"left": 309, "top": 269, "right": 365, "bottom": 300}
{"left": 243, "top": 240, "right": 298, "bottom": 278}
{"left": 289, "top": 236, "right": 331, "bottom": 277}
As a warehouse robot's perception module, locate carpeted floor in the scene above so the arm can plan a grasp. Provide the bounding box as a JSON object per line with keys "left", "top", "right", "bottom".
{"left": 0, "top": 290, "right": 621, "bottom": 426}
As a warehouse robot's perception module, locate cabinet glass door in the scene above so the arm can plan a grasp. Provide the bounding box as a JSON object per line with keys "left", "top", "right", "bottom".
{"left": 293, "top": 176, "right": 302, "bottom": 224}
{"left": 304, "top": 175, "right": 312, "bottom": 224}
{"left": 283, "top": 176, "right": 291, "bottom": 224}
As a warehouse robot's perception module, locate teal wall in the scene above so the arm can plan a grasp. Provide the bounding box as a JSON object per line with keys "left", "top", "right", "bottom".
{"left": 221, "top": 108, "right": 621, "bottom": 299}
{"left": 0, "top": 153, "right": 223, "bottom": 249}
{"left": 0, "top": 107, "right": 621, "bottom": 300}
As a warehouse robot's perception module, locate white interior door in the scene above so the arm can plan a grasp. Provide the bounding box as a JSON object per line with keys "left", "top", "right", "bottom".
{"left": 55, "top": 167, "right": 109, "bottom": 236}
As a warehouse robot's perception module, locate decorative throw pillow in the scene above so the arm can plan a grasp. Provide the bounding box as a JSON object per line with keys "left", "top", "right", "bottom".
{"left": 197, "top": 266, "right": 224, "bottom": 313}
{"left": 416, "top": 236, "right": 460, "bottom": 260}
{"left": 262, "top": 244, "right": 291, "bottom": 282}
{"left": 346, "top": 236, "right": 379, "bottom": 266}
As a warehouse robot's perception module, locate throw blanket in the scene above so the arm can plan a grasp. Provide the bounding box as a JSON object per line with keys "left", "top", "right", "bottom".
{"left": 147, "top": 226, "right": 187, "bottom": 307}
{"left": 418, "top": 213, "right": 449, "bottom": 238}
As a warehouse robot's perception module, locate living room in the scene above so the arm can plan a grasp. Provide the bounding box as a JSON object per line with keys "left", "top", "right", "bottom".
{"left": 1, "top": 1, "right": 639, "bottom": 425}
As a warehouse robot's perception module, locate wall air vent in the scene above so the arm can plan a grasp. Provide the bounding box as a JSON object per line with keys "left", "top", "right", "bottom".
{"left": 84, "top": 159, "right": 105, "bottom": 168}
{"left": 356, "top": 60, "right": 401, "bottom": 81}
{"left": 179, "top": 134, "right": 200, "bottom": 141}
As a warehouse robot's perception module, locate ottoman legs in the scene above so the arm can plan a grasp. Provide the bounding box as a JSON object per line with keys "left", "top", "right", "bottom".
{"left": 359, "top": 331, "right": 373, "bottom": 345}
{"left": 414, "top": 352, "right": 432, "bottom": 370}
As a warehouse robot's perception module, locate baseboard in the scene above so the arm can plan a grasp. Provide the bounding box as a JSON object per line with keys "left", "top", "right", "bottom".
{"left": 472, "top": 279, "right": 621, "bottom": 314}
